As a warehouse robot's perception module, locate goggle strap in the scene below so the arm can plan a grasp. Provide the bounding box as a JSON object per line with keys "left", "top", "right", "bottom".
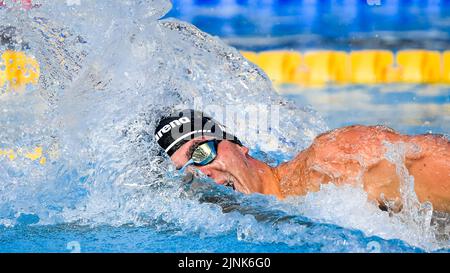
{"left": 179, "top": 159, "right": 194, "bottom": 173}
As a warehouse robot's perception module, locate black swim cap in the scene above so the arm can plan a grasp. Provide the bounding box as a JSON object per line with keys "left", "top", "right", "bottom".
{"left": 154, "top": 109, "right": 242, "bottom": 156}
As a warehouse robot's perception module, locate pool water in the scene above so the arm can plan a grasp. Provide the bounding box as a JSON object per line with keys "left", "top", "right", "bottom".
{"left": 166, "top": 0, "right": 450, "bottom": 51}
{"left": 0, "top": 86, "right": 448, "bottom": 253}
{"left": 280, "top": 84, "right": 450, "bottom": 136}
{"left": 0, "top": 0, "right": 449, "bottom": 253}
{"left": 0, "top": 222, "right": 422, "bottom": 253}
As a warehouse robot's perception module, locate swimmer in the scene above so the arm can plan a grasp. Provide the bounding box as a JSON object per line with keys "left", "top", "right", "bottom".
{"left": 155, "top": 109, "right": 450, "bottom": 213}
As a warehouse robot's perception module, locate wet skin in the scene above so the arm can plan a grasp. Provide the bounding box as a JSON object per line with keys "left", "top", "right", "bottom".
{"left": 170, "top": 125, "right": 450, "bottom": 213}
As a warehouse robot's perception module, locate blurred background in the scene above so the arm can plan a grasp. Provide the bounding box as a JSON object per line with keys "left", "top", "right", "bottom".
{"left": 1, "top": 0, "right": 448, "bottom": 133}
{"left": 165, "top": 0, "right": 450, "bottom": 51}
{"left": 164, "top": 0, "right": 450, "bottom": 134}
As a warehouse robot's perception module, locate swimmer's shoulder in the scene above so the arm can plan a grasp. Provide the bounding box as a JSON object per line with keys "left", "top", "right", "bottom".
{"left": 313, "top": 125, "right": 399, "bottom": 145}
{"left": 307, "top": 125, "right": 404, "bottom": 160}
{"left": 410, "top": 133, "right": 450, "bottom": 156}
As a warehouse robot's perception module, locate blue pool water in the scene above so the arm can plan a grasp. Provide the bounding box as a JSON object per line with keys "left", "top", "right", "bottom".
{"left": 166, "top": 0, "right": 450, "bottom": 51}
{"left": 0, "top": 222, "right": 424, "bottom": 253}
{"left": 0, "top": 1, "right": 449, "bottom": 253}
{"left": 281, "top": 85, "right": 450, "bottom": 136}
{"left": 0, "top": 86, "right": 448, "bottom": 253}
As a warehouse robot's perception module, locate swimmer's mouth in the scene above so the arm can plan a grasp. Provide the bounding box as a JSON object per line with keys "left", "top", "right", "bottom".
{"left": 223, "top": 180, "right": 235, "bottom": 190}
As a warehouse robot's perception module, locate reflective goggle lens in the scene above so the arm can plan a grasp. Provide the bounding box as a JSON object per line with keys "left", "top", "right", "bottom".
{"left": 179, "top": 140, "right": 219, "bottom": 173}
{"left": 192, "top": 140, "right": 217, "bottom": 166}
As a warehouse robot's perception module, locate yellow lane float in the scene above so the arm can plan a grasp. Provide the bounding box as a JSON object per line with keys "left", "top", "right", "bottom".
{"left": 442, "top": 51, "right": 450, "bottom": 83}
{"left": 350, "top": 50, "right": 394, "bottom": 84}
{"left": 396, "top": 50, "right": 441, "bottom": 83}
{"left": 0, "top": 50, "right": 40, "bottom": 91}
{"left": 241, "top": 49, "right": 449, "bottom": 86}
{"left": 255, "top": 50, "right": 302, "bottom": 84}
{"left": 241, "top": 51, "right": 259, "bottom": 65}
{"left": 301, "top": 51, "right": 348, "bottom": 86}
{"left": 0, "top": 146, "right": 47, "bottom": 165}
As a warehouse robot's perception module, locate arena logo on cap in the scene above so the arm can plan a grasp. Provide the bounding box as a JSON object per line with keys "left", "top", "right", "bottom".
{"left": 154, "top": 116, "right": 191, "bottom": 141}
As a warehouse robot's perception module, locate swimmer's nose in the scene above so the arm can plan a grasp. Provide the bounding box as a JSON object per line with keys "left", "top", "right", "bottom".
{"left": 197, "top": 165, "right": 218, "bottom": 180}
{"left": 198, "top": 166, "right": 212, "bottom": 177}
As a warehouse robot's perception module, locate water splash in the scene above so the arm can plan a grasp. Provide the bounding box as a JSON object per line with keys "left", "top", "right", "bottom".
{"left": 0, "top": 0, "right": 324, "bottom": 225}
{"left": 282, "top": 141, "right": 449, "bottom": 251}
{"left": 383, "top": 141, "right": 437, "bottom": 249}
{"left": 0, "top": 0, "right": 447, "bottom": 252}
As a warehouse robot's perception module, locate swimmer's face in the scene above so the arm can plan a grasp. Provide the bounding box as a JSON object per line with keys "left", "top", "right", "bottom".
{"left": 170, "top": 137, "right": 257, "bottom": 194}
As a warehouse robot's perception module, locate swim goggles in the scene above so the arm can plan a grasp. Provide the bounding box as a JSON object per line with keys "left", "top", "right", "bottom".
{"left": 179, "top": 139, "right": 220, "bottom": 172}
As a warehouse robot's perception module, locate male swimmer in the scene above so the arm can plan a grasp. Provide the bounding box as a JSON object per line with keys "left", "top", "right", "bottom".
{"left": 155, "top": 109, "right": 450, "bottom": 213}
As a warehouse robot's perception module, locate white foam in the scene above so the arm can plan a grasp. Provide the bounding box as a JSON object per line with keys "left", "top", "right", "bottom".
{"left": 0, "top": 0, "right": 447, "bottom": 252}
